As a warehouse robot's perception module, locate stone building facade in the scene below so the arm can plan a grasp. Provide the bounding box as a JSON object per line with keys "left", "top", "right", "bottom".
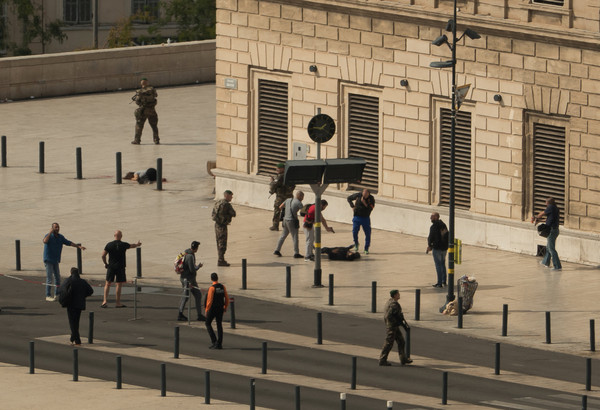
{"left": 214, "top": 0, "right": 600, "bottom": 264}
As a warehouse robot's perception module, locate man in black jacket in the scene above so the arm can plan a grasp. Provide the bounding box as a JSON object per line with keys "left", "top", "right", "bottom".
{"left": 426, "top": 212, "right": 449, "bottom": 288}
{"left": 61, "top": 267, "right": 94, "bottom": 346}
{"left": 178, "top": 241, "right": 205, "bottom": 322}
{"left": 347, "top": 189, "right": 375, "bottom": 254}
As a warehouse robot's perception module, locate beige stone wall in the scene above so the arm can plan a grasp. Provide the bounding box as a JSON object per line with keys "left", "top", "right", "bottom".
{"left": 0, "top": 40, "right": 216, "bottom": 100}
{"left": 215, "top": 0, "right": 600, "bottom": 239}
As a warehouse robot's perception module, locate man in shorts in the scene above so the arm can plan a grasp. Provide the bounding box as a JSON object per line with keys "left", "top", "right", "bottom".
{"left": 101, "top": 230, "right": 141, "bottom": 308}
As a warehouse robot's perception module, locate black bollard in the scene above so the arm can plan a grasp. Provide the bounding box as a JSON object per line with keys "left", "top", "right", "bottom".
{"left": 495, "top": 343, "right": 500, "bottom": 375}
{"left": 160, "top": 363, "right": 166, "bottom": 397}
{"left": 371, "top": 281, "right": 377, "bottom": 313}
{"left": 317, "top": 312, "right": 322, "bottom": 345}
{"left": 457, "top": 296, "right": 463, "bottom": 329}
{"left": 250, "top": 378, "right": 256, "bottom": 410}
{"left": 229, "top": 297, "right": 236, "bottom": 329}
{"left": 39, "top": 141, "right": 45, "bottom": 173}
{"left": 295, "top": 386, "right": 301, "bottom": 410}
{"left": 204, "top": 371, "right": 211, "bottom": 404}
{"left": 88, "top": 312, "right": 94, "bottom": 344}
{"left": 76, "top": 147, "right": 82, "bottom": 179}
{"left": 442, "top": 371, "right": 448, "bottom": 405}
{"left": 1, "top": 135, "right": 6, "bottom": 167}
{"left": 414, "top": 289, "right": 420, "bottom": 321}
{"left": 328, "top": 274, "right": 334, "bottom": 306}
{"left": 242, "top": 259, "right": 247, "bottom": 289}
{"left": 545, "top": 311, "right": 552, "bottom": 344}
{"left": 350, "top": 356, "right": 357, "bottom": 390}
{"left": 77, "top": 247, "right": 82, "bottom": 274}
{"left": 174, "top": 326, "right": 180, "bottom": 358}
{"left": 502, "top": 304, "right": 508, "bottom": 336}
{"left": 15, "top": 239, "right": 21, "bottom": 271}
{"left": 156, "top": 158, "right": 163, "bottom": 191}
{"left": 116, "top": 152, "right": 122, "bottom": 184}
{"left": 586, "top": 358, "right": 592, "bottom": 391}
{"left": 29, "top": 341, "right": 34, "bottom": 374}
{"left": 136, "top": 247, "right": 142, "bottom": 278}
{"left": 261, "top": 341, "right": 267, "bottom": 374}
{"left": 583, "top": 395, "right": 588, "bottom": 410}
{"left": 116, "top": 356, "right": 122, "bottom": 389}
{"left": 406, "top": 327, "right": 411, "bottom": 358}
{"left": 590, "top": 319, "right": 596, "bottom": 352}
{"left": 285, "top": 265, "right": 291, "bottom": 298}
{"left": 73, "top": 348, "right": 79, "bottom": 382}
{"left": 340, "top": 393, "right": 346, "bottom": 410}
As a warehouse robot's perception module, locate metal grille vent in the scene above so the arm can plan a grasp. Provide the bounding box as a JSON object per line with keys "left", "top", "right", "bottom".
{"left": 440, "top": 108, "right": 471, "bottom": 209}
{"left": 533, "top": 123, "right": 565, "bottom": 225}
{"left": 257, "top": 79, "right": 289, "bottom": 176}
{"left": 532, "top": 0, "right": 564, "bottom": 6}
{"left": 348, "top": 93, "right": 379, "bottom": 193}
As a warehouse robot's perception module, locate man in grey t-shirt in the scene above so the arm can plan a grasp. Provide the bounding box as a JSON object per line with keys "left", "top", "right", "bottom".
{"left": 273, "top": 191, "right": 304, "bottom": 258}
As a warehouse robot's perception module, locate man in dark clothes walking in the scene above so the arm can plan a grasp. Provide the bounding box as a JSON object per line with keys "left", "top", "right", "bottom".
{"left": 205, "top": 272, "right": 229, "bottom": 349}
{"left": 178, "top": 241, "right": 206, "bottom": 322}
{"left": 101, "top": 230, "right": 141, "bottom": 308}
{"left": 379, "top": 290, "right": 412, "bottom": 366}
{"left": 61, "top": 267, "right": 94, "bottom": 346}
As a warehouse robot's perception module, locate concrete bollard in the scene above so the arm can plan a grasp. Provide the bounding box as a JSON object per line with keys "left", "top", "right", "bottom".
{"left": 590, "top": 319, "right": 596, "bottom": 352}
{"left": 286, "top": 265, "right": 291, "bottom": 298}
{"left": 73, "top": 348, "right": 79, "bottom": 382}
{"left": 495, "top": 343, "right": 500, "bottom": 375}
{"left": 545, "top": 312, "right": 551, "bottom": 344}
{"left": 88, "top": 312, "right": 94, "bottom": 344}
{"left": 328, "top": 274, "right": 334, "bottom": 306}
{"left": 116, "top": 356, "right": 122, "bottom": 389}
{"left": 340, "top": 393, "right": 346, "bottom": 410}
{"left": 242, "top": 259, "right": 247, "bottom": 289}
{"left": 156, "top": 158, "right": 163, "bottom": 191}
{"left": 317, "top": 312, "right": 322, "bottom": 345}
{"left": 15, "top": 239, "right": 21, "bottom": 271}
{"left": 414, "top": 289, "right": 420, "bottom": 321}
{"left": 262, "top": 341, "right": 268, "bottom": 374}
{"left": 295, "top": 385, "right": 301, "bottom": 410}
{"left": 174, "top": 326, "right": 180, "bottom": 358}
{"left": 204, "top": 371, "right": 211, "bottom": 404}
{"left": 29, "top": 341, "right": 34, "bottom": 374}
{"left": 387, "top": 401, "right": 393, "bottom": 409}
{"left": 77, "top": 247, "right": 82, "bottom": 274}
{"left": 350, "top": 356, "right": 357, "bottom": 390}
{"left": 230, "top": 297, "right": 236, "bottom": 329}
{"left": 442, "top": 371, "right": 448, "bottom": 405}
{"left": 371, "top": 281, "right": 377, "bottom": 313}
{"left": 115, "top": 152, "right": 122, "bottom": 184}
{"left": 1, "top": 135, "right": 6, "bottom": 167}
{"left": 586, "top": 358, "right": 592, "bottom": 391}
{"left": 76, "top": 147, "right": 82, "bottom": 179}
{"left": 457, "top": 296, "right": 463, "bottom": 329}
{"left": 39, "top": 141, "right": 45, "bottom": 173}
{"left": 160, "top": 363, "right": 166, "bottom": 396}
{"left": 136, "top": 247, "right": 142, "bottom": 278}
{"left": 502, "top": 304, "right": 508, "bottom": 336}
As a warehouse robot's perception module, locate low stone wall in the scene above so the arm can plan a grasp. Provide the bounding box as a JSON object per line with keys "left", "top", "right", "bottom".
{"left": 0, "top": 40, "right": 216, "bottom": 100}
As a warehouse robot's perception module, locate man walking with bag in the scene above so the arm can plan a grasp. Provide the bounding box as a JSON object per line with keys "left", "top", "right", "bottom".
{"left": 274, "top": 190, "right": 304, "bottom": 258}
{"left": 177, "top": 241, "right": 205, "bottom": 322}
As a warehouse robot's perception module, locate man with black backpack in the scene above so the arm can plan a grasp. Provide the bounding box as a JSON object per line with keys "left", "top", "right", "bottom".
{"left": 426, "top": 212, "right": 449, "bottom": 288}
{"left": 60, "top": 267, "right": 93, "bottom": 346}
{"left": 205, "top": 272, "right": 229, "bottom": 349}
{"left": 177, "top": 241, "right": 205, "bottom": 322}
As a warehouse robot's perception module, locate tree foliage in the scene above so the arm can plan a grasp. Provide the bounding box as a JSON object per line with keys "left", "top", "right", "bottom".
{"left": 152, "top": 0, "right": 216, "bottom": 42}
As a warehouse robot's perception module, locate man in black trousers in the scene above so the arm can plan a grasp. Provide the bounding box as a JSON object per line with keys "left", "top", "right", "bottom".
{"left": 205, "top": 272, "right": 229, "bottom": 349}
{"left": 61, "top": 267, "right": 94, "bottom": 346}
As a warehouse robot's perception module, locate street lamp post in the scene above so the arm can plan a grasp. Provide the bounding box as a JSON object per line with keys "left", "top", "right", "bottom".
{"left": 430, "top": 1, "right": 480, "bottom": 307}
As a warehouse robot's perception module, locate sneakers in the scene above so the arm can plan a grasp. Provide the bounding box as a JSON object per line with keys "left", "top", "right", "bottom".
{"left": 293, "top": 253, "right": 304, "bottom": 259}
{"left": 304, "top": 255, "right": 315, "bottom": 262}
{"left": 217, "top": 260, "right": 230, "bottom": 267}
{"left": 45, "top": 296, "right": 55, "bottom": 302}
{"left": 177, "top": 313, "right": 188, "bottom": 321}
{"left": 354, "top": 243, "right": 359, "bottom": 252}
{"left": 273, "top": 250, "right": 282, "bottom": 257}
{"left": 364, "top": 249, "right": 369, "bottom": 255}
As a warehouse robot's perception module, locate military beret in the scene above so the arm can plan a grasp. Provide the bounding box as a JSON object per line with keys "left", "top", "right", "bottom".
{"left": 224, "top": 190, "right": 233, "bottom": 195}
{"left": 390, "top": 289, "right": 399, "bottom": 297}
{"left": 276, "top": 163, "right": 285, "bottom": 168}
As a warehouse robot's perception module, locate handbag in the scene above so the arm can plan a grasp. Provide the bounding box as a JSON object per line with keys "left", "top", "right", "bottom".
{"left": 537, "top": 223, "right": 551, "bottom": 238}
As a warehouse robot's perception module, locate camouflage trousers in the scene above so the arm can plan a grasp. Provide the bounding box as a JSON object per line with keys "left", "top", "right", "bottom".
{"left": 272, "top": 197, "right": 286, "bottom": 228}
{"left": 134, "top": 107, "right": 159, "bottom": 142}
{"left": 215, "top": 223, "right": 228, "bottom": 261}
{"left": 379, "top": 326, "right": 408, "bottom": 364}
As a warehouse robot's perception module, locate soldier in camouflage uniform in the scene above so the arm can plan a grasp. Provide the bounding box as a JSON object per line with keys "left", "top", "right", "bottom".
{"left": 132, "top": 78, "right": 160, "bottom": 145}
{"left": 379, "top": 290, "right": 413, "bottom": 366}
{"left": 212, "top": 190, "right": 236, "bottom": 267}
{"left": 269, "top": 163, "right": 295, "bottom": 231}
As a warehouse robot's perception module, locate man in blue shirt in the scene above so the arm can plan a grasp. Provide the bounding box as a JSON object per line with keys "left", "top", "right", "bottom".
{"left": 43, "top": 223, "right": 86, "bottom": 301}
{"left": 534, "top": 198, "right": 562, "bottom": 270}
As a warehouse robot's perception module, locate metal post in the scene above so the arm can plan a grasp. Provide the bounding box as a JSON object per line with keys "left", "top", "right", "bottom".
{"left": 29, "top": 341, "right": 34, "bottom": 374}
{"left": 457, "top": 296, "right": 463, "bottom": 329}
{"left": 286, "top": 265, "right": 291, "bottom": 298}
{"left": 583, "top": 395, "right": 588, "bottom": 410}
{"left": 230, "top": 297, "right": 236, "bottom": 329}
{"left": 586, "top": 358, "right": 592, "bottom": 391}
{"left": 77, "top": 247, "right": 82, "bottom": 275}
{"left": 295, "top": 385, "right": 301, "bottom": 410}
{"left": 116, "top": 152, "right": 122, "bottom": 184}
{"left": 502, "top": 304, "right": 508, "bottom": 336}
{"left": 73, "top": 348, "right": 79, "bottom": 382}
{"left": 590, "top": 319, "right": 596, "bottom": 352}
{"left": 187, "top": 280, "right": 191, "bottom": 325}
{"left": 340, "top": 393, "right": 346, "bottom": 410}
{"left": 15, "top": 239, "right": 21, "bottom": 271}
{"left": 546, "top": 311, "right": 551, "bottom": 344}
{"left": 156, "top": 158, "right": 163, "bottom": 191}
{"left": 161, "top": 363, "right": 166, "bottom": 397}
{"left": 442, "top": 371, "right": 448, "bottom": 405}
{"left": 371, "top": 281, "right": 377, "bottom": 313}
{"left": 204, "top": 371, "right": 211, "bottom": 404}
{"left": 92, "top": 0, "right": 98, "bottom": 48}
{"left": 116, "top": 356, "right": 122, "bottom": 389}
{"left": 317, "top": 312, "right": 322, "bottom": 345}
{"left": 136, "top": 247, "right": 142, "bottom": 278}
{"left": 242, "top": 259, "right": 247, "bottom": 289}
{"left": 174, "top": 326, "right": 180, "bottom": 358}
{"left": 414, "top": 289, "right": 421, "bottom": 321}
{"left": 1, "top": 135, "right": 6, "bottom": 167}
{"left": 387, "top": 401, "right": 393, "bottom": 410}
{"left": 406, "top": 327, "right": 411, "bottom": 358}
{"left": 261, "top": 341, "right": 267, "bottom": 374}
{"left": 39, "top": 141, "right": 45, "bottom": 173}
{"left": 350, "top": 356, "right": 357, "bottom": 390}
{"left": 76, "top": 147, "right": 82, "bottom": 179}
{"left": 133, "top": 278, "right": 138, "bottom": 320}
{"left": 88, "top": 311, "right": 94, "bottom": 344}
{"left": 495, "top": 343, "right": 500, "bottom": 375}
{"left": 328, "top": 274, "right": 334, "bottom": 306}
{"left": 250, "top": 378, "right": 256, "bottom": 410}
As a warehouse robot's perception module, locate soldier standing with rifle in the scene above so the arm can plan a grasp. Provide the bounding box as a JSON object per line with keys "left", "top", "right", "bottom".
{"left": 131, "top": 77, "right": 160, "bottom": 145}
{"left": 269, "top": 163, "right": 295, "bottom": 231}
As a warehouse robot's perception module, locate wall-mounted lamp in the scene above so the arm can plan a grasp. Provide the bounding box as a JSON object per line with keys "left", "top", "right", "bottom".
{"left": 309, "top": 65, "right": 318, "bottom": 73}
{"left": 400, "top": 79, "right": 409, "bottom": 87}
{"left": 493, "top": 94, "right": 502, "bottom": 102}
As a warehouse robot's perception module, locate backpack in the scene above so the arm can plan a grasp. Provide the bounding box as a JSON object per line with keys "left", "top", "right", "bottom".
{"left": 299, "top": 203, "right": 313, "bottom": 217}
{"left": 58, "top": 280, "right": 73, "bottom": 308}
{"left": 174, "top": 252, "right": 187, "bottom": 274}
{"left": 212, "top": 200, "right": 226, "bottom": 225}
